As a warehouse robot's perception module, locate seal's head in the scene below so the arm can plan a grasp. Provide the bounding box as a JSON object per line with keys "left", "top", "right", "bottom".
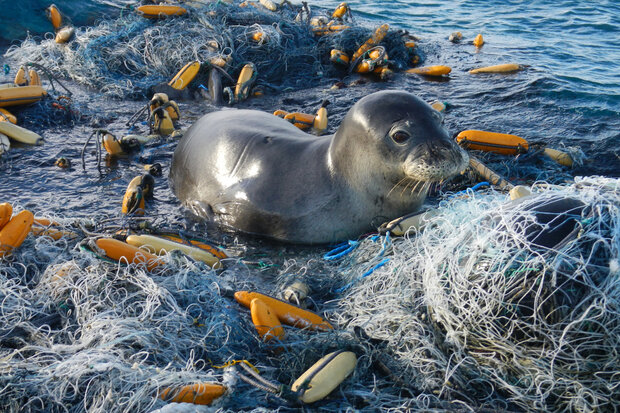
{"left": 330, "top": 90, "right": 468, "bottom": 196}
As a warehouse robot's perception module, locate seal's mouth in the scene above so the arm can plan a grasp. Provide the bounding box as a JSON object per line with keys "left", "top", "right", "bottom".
{"left": 403, "top": 140, "right": 469, "bottom": 183}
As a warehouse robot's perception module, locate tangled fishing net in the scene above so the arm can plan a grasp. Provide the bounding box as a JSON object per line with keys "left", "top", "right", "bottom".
{"left": 4, "top": 2, "right": 415, "bottom": 99}
{"left": 308, "top": 176, "right": 619, "bottom": 412}
{"left": 1, "top": 178, "right": 618, "bottom": 412}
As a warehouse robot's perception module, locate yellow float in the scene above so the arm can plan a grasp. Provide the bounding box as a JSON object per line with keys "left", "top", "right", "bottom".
{"left": 351, "top": 23, "right": 389, "bottom": 63}
{"left": 234, "top": 291, "right": 333, "bottom": 331}
{"left": 543, "top": 147, "right": 574, "bottom": 167}
{"left": 273, "top": 101, "right": 329, "bottom": 135}
{"left": 473, "top": 33, "right": 484, "bottom": 47}
{"left": 332, "top": 2, "right": 350, "bottom": 20}
{"left": 250, "top": 298, "right": 284, "bottom": 341}
{"left": 125, "top": 234, "right": 222, "bottom": 269}
{"left": 0, "top": 122, "right": 43, "bottom": 145}
{"left": 405, "top": 65, "right": 452, "bottom": 76}
{"left": 14, "top": 66, "right": 27, "bottom": 86}
{"left": 291, "top": 351, "right": 357, "bottom": 403}
{"left": 456, "top": 130, "right": 529, "bottom": 155}
{"left": 157, "top": 233, "right": 228, "bottom": 259}
{"left": 0, "top": 210, "right": 34, "bottom": 258}
{"left": 330, "top": 49, "right": 350, "bottom": 66}
{"left": 0, "top": 85, "right": 47, "bottom": 108}
{"left": 168, "top": 61, "right": 201, "bottom": 90}
{"left": 0, "top": 203, "right": 12, "bottom": 230}
{"left": 55, "top": 26, "right": 75, "bottom": 44}
{"left": 95, "top": 238, "right": 162, "bottom": 271}
{"left": 47, "top": 4, "right": 63, "bottom": 30}
{"left": 136, "top": 5, "right": 187, "bottom": 19}
{"left": 121, "top": 175, "right": 154, "bottom": 215}
{"left": 469, "top": 63, "right": 523, "bottom": 74}
{"left": 28, "top": 69, "right": 41, "bottom": 86}
{"left": 259, "top": 0, "right": 277, "bottom": 12}
{"left": 0, "top": 108, "right": 17, "bottom": 124}
{"left": 159, "top": 383, "right": 226, "bottom": 405}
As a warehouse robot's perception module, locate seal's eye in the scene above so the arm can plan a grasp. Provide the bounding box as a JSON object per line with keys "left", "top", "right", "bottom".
{"left": 391, "top": 131, "right": 410, "bottom": 144}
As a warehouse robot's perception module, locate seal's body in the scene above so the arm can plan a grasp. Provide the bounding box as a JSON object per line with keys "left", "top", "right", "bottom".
{"left": 171, "top": 90, "right": 468, "bottom": 243}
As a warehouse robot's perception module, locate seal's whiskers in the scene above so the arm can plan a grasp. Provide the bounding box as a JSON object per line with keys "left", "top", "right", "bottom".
{"left": 387, "top": 177, "right": 411, "bottom": 198}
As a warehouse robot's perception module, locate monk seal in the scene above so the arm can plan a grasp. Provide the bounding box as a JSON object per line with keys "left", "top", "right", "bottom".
{"left": 170, "top": 90, "right": 469, "bottom": 244}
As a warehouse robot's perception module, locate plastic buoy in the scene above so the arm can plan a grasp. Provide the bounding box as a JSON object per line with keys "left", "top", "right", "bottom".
{"left": 28, "top": 69, "right": 41, "bottom": 86}
{"left": 122, "top": 174, "right": 154, "bottom": 215}
{"left": 235, "top": 63, "right": 256, "bottom": 101}
{"left": 0, "top": 108, "right": 17, "bottom": 124}
{"left": 330, "top": 49, "right": 350, "bottom": 66}
{"left": 14, "top": 66, "right": 27, "bottom": 86}
{"left": 0, "top": 210, "right": 34, "bottom": 258}
{"left": 313, "top": 101, "right": 329, "bottom": 135}
{"left": 159, "top": 383, "right": 226, "bottom": 405}
{"left": 55, "top": 26, "right": 75, "bottom": 44}
{"left": 291, "top": 351, "right": 357, "bottom": 403}
{"left": 55, "top": 157, "right": 71, "bottom": 168}
{"left": 355, "top": 47, "right": 387, "bottom": 74}
{"left": 208, "top": 55, "right": 231, "bottom": 68}
{"left": 456, "top": 130, "right": 529, "bottom": 155}
{"left": 405, "top": 65, "right": 451, "bottom": 76}
{"left": 430, "top": 100, "right": 446, "bottom": 113}
{"left": 259, "top": 0, "right": 277, "bottom": 11}
{"left": 31, "top": 225, "right": 77, "bottom": 241}
{"left": 151, "top": 107, "right": 175, "bottom": 135}
{"left": 168, "top": 61, "right": 200, "bottom": 90}
{"left": 0, "top": 202, "right": 12, "bottom": 230}
{"left": 332, "top": 2, "right": 350, "bottom": 19}
{"left": 469, "top": 63, "right": 522, "bottom": 74}
{"left": 101, "top": 132, "right": 124, "bottom": 156}
{"left": 351, "top": 24, "right": 389, "bottom": 63}
{"left": 95, "top": 238, "right": 162, "bottom": 271}
{"left": 158, "top": 234, "right": 228, "bottom": 259}
{"left": 0, "top": 122, "right": 43, "bottom": 145}
{"left": 0, "top": 85, "right": 47, "bottom": 108}
{"left": 47, "top": 5, "right": 63, "bottom": 30}
{"left": 125, "top": 234, "right": 222, "bottom": 269}
{"left": 137, "top": 5, "right": 187, "bottom": 19}
{"left": 543, "top": 147, "right": 574, "bottom": 167}
{"left": 509, "top": 185, "right": 532, "bottom": 200}
{"left": 282, "top": 280, "right": 310, "bottom": 305}
{"left": 449, "top": 31, "right": 462, "bottom": 43}
{"left": 473, "top": 33, "right": 484, "bottom": 47}
{"left": 250, "top": 298, "right": 284, "bottom": 341}
{"left": 234, "top": 291, "right": 333, "bottom": 331}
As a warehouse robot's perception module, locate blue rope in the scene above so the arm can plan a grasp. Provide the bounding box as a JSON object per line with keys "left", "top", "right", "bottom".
{"left": 330, "top": 233, "right": 392, "bottom": 293}
{"left": 334, "top": 258, "right": 390, "bottom": 293}
{"left": 324, "top": 240, "right": 359, "bottom": 261}
{"left": 452, "top": 181, "right": 490, "bottom": 198}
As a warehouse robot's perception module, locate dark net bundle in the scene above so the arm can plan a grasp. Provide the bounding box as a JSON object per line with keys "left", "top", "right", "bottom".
{"left": 5, "top": 1, "right": 418, "bottom": 99}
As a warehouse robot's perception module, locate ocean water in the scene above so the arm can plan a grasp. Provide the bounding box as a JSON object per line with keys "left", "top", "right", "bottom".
{"left": 0, "top": 1, "right": 619, "bottom": 411}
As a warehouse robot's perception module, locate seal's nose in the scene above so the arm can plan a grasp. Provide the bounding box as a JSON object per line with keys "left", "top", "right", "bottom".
{"left": 417, "top": 139, "right": 455, "bottom": 159}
